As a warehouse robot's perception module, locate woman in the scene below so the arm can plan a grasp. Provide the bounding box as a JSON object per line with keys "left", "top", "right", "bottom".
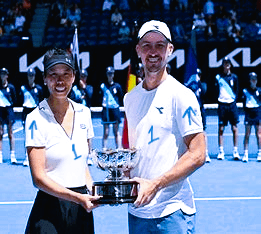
{"left": 25, "top": 48, "right": 100, "bottom": 233}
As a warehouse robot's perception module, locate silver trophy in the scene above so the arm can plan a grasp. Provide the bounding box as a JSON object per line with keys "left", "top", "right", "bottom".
{"left": 92, "top": 148, "right": 140, "bottom": 204}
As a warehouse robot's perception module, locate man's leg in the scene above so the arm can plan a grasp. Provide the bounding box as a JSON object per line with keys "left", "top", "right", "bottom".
{"left": 113, "top": 122, "right": 121, "bottom": 149}
{"left": 255, "top": 124, "right": 261, "bottom": 161}
{"left": 0, "top": 124, "right": 3, "bottom": 163}
{"left": 7, "top": 121, "right": 17, "bottom": 164}
{"left": 102, "top": 124, "right": 110, "bottom": 150}
{"left": 232, "top": 124, "right": 240, "bottom": 160}
{"left": 217, "top": 125, "right": 225, "bottom": 160}
{"left": 243, "top": 124, "right": 251, "bottom": 162}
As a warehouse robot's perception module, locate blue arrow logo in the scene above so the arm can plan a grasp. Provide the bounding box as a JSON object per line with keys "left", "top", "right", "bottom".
{"left": 182, "top": 106, "right": 196, "bottom": 125}
{"left": 29, "top": 120, "right": 37, "bottom": 139}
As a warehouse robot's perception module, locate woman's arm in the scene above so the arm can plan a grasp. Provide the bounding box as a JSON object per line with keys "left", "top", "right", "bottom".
{"left": 28, "top": 146, "right": 99, "bottom": 212}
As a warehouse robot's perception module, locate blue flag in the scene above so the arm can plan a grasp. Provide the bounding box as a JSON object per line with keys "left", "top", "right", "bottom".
{"left": 184, "top": 28, "right": 198, "bottom": 84}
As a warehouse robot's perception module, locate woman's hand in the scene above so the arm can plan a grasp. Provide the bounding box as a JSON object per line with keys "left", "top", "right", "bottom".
{"left": 79, "top": 194, "right": 101, "bottom": 212}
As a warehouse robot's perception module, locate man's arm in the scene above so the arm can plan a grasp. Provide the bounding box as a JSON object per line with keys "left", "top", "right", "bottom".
{"left": 133, "top": 132, "right": 206, "bottom": 208}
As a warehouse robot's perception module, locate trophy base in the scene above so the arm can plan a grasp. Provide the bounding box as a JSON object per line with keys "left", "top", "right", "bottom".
{"left": 92, "top": 180, "right": 138, "bottom": 205}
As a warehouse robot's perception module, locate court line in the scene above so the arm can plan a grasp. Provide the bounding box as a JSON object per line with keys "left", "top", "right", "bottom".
{"left": 3, "top": 127, "right": 24, "bottom": 138}
{"left": 1, "top": 196, "right": 261, "bottom": 205}
{"left": 194, "top": 196, "right": 261, "bottom": 201}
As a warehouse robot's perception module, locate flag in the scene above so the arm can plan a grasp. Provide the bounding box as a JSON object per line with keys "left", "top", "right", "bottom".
{"left": 122, "top": 64, "right": 137, "bottom": 149}
{"left": 184, "top": 26, "right": 198, "bottom": 84}
{"left": 126, "top": 64, "right": 137, "bottom": 91}
{"left": 71, "top": 27, "right": 80, "bottom": 70}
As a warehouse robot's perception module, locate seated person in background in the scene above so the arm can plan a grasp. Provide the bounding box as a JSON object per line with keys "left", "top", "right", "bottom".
{"left": 15, "top": 10, "right": 26, "bottom": 32}
{"left": 205, "top": 14, "right": 217, "bottom": 38}
{"left": 227, "top": 18, "right": 242, "bottom": 43}
{"left": 193, "top": 7, "right": 207, "bottom": 31}
{"left": 245, "top": 17, "right": 261, "bottom": 38}
{"left": 203, "top": 0, "right": 214, "bottom": 16}
{"left": 68, "top": 3, "right": 81, "bottom": 27}
{"left": 4, "top": 19, "right": 15, "bottom": 35}
{"left": 118, "top": 21, "right": 131, "bottom": 43}
{"left": 50, "top": 0, "right": 63, "bottom": 26}
{"left": 111, "top": 7, "right": 122, "bottom": 26}
{"left": 102, "top": 0, "right": 115, "bottom": 11}
{"left": 171, "top": 18, "right": 188, "bottom": 42}
{"left": 216, "top": 7, "right": 229, "bottom": 32}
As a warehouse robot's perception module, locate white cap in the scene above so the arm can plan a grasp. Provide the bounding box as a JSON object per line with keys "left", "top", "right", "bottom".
{"left": 138, "top": 20, "right": 172, "bottom": 42}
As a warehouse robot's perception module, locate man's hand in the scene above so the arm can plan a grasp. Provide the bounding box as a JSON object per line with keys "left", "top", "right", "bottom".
{"left": 132, "top": 177, "right": 160, "bottom": 208}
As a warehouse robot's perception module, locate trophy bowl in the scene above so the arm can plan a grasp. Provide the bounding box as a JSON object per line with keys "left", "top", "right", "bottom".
{"left": 92, "top": 148, "right": 140, "bottom": 204}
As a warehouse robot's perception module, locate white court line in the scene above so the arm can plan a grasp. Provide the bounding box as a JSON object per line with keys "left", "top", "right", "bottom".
{"left": 1, "top": 196, "right": 261, "bottom": 205}
{"left": 3, "top": 127, "right": 24, "bottom": 138}
{"left": 194, "top": 196, "right": 261, "bottom": 201}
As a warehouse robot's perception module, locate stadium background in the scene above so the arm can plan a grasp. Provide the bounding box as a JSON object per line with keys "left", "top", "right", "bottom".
{"left": 0, "top": 0, "right": 260, "bottom": 107}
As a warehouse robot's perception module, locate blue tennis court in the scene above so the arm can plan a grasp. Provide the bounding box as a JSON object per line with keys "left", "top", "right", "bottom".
{"left": 0, "top": 113, "right": 261, "bottom": 234}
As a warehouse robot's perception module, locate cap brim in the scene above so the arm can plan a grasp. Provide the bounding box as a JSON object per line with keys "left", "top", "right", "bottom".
{"left": 138, "top": 30, "right": 172, "bottom": 43}
{"left": 45, "top": 61, "right": 75, "bottom": 71}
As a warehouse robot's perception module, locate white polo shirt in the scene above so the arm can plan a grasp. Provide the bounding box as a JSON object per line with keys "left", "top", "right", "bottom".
{"left": 25, "top": 99, "right": 94, "bottom": 188}
{"left": 124, "top": 75, "right": 203, "bottom": 218}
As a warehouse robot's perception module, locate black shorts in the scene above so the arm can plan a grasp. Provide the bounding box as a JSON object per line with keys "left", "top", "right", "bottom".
{"left": 218, "top": 102, "right": 239, "bottom": 126}
{"left": 25, "top": 186, "right": 94, "bottom": 234}
{"left": 0, "top": 107, "right": 15, "bottom": 125}
{"left": 244, "top": 107, "right": 261, "bottom": 126}
{"left": 102, "top": 107, "right": 121, "bottom": 124}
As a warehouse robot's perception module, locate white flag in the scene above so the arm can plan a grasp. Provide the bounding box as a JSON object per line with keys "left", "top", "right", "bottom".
{"left": 71, "top": 27, "right": 80, "bottom": 69}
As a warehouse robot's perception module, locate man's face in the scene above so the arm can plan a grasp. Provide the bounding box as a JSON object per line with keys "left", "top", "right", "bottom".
{"left": 0, "top": 73, "right": 8, "bottom": 84}
{"left": 107, "top": 72, "right": 114, "bottom": 83}
{"left": 80, "top": 74, "right": 87, "bottom": 82}
{"left": 250, "top": 77, "right": 257, "bottom": 89}
{"left": 28, "top": 74, "right": 35, "bottom": 84}
{"left": 223, "top": 61, "right": 231, "bottom": 73}
{"left": 136, "top": 32, "right": 173, "bottom": 74}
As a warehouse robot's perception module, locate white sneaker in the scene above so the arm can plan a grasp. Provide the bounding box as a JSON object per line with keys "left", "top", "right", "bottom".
{"left": 87, "top": 158, "right": 93, "bottom": 165}
{"left": 206, "top": 154, "right": 211, "bottom": 163}
{"left": 11, "top": 157, "right": 17, "bottom": 164}
{"left": 233, "top": 151, "right": 241, "bottom": 160}
{"left": 0, "top": 157, "right": 2, "bottom": 164}
{"left": 217, "top": 151, "right": 225, "bottom": 160}
{"left": 257, "top": 152, "right": 261, "bottom": 162}
{"left": 242, "top": 154, "right": 248, "bottom": 162}
{"left": 23, "top": 159, "right": 29, "bottom": 167}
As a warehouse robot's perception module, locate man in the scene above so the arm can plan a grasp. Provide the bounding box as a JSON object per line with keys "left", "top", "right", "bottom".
{"left": 215, "top": 57, "right": 240, "bottom": 160}
{"left": 124, "top": 20, "right": 206, "bottom": 234}
{"left": 0, "top": 68, "right": 17, "bottom": 164}
{"left": 100, "top": 66, "right": 123, "bottom": 149}
{"left": 242, "top": 72, "right": 261, "bottom": 162}
{"left": 20, "top": 68, "right": 43, "bottom": 166}
{"left": 71, "top": 69, "right": 93, "bottom": 108}
{"left": 186, "top": 68, "right": 211, "bottom": 162}
{"left": 70, "top": 69, "right": 94, "bottom": 165}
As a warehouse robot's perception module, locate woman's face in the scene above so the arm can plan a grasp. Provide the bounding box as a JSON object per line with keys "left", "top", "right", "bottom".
{"left": 44, "top": 64, "right": 75, "bottom": 100}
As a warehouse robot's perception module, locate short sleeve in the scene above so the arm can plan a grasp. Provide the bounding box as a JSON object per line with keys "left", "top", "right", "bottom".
{"left": 25, "top": 111, "right": 46, "bottom": 147}
{"left": 175, "top": 88, "right": 203, "bottom": 137}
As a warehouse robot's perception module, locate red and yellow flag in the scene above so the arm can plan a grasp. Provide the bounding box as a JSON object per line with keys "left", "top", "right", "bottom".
{"left": 122, "top": 64, "right": 136, "bottom": 149}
